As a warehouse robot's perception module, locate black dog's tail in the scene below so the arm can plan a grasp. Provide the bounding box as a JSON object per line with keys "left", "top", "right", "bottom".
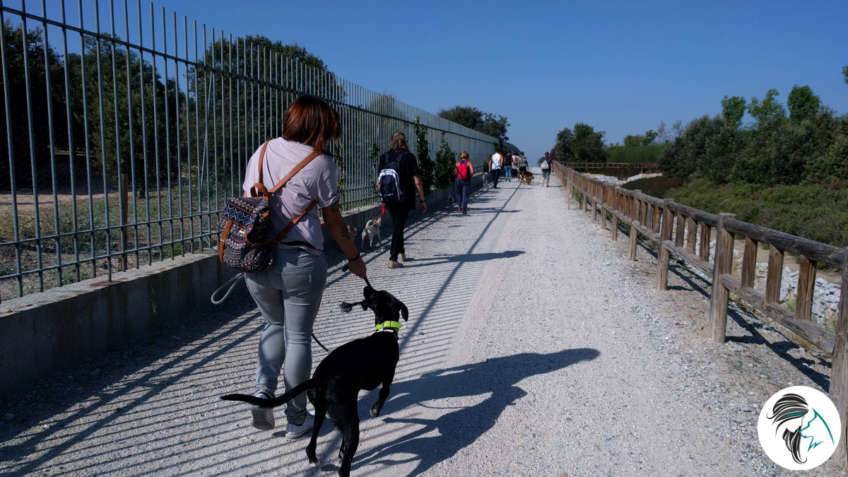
{"left": 221, "top": 379, "right": 316, "bottom": 408}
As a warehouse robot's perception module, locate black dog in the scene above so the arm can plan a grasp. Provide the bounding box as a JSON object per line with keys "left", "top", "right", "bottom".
{"left": 221, "top": 285, "right": 408, "bottom": 477}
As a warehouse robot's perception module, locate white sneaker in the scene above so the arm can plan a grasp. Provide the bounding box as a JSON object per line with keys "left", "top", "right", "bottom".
{"left": 398, "top": 253, "right": 408, "bottom": 263}
{"left": 286, "top": 413, "right": 314, "bottom": 440}
{"left": 388, "top": 260, "right": 404, "bottom": 269}
{"left": 251, "top": 391, "right": 275, "bottom": 431}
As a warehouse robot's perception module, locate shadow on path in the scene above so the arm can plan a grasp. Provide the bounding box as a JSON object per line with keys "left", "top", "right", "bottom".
{"left": 400, "top": 250, "right": 525, "bottom": 269}
{"left": 351, "top": 348, "right": 600, "bottom": 475}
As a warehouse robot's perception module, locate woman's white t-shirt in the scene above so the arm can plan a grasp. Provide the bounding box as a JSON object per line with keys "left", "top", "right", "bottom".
{"left": 242, "top": 137, "right": 340, "bottom": 252}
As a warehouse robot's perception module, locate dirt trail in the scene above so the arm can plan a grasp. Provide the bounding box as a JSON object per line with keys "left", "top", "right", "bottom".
{"left": 0, "top": 175, "right": 839, "bottom": 475}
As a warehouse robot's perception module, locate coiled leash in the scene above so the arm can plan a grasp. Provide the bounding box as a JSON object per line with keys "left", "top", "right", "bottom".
{"left": 210, "top": 273, "right": 330, "bottom": 352}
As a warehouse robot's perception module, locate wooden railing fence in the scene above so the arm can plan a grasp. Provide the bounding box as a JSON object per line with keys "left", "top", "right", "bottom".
{"left": 554, "top": 162, "right": 848, "bottom": 466}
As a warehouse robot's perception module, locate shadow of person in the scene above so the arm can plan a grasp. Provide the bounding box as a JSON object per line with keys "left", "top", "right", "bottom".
{"left": 352, "top": 348, "right": 599, "bottom": 475}
{"left": 401, "top": 250, "right": 525, "bottom": 269}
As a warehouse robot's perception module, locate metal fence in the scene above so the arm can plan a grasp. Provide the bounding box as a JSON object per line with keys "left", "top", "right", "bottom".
{"left": 0, "top": 0, "right": 497, "bottom": 300}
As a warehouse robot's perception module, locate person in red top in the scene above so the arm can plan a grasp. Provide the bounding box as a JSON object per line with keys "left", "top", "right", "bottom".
{"left": 453, "top": 151, "right": 475, "bottom": 214}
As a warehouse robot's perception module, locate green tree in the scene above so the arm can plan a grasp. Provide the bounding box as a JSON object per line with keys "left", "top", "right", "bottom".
{"left": 658, "top": 116, "right": 722, "bottom": 179}
{"left": 434, "top": 136, "right": 455, "bottom": 189}
{"left": 721, "top": 96, "right": 746, "bottom": 129}
{"left": 438, "top": 106, "right": 509, "bottom": 143}
{"left": 414, "top": 118, "right": 434, "bottom": 193}
{"left": 787, "top": 85, "right": 821, "bottom": 124}
{"left": 552, "top": 127, "right": 574, "bottom": 163}
{"left": 571, "top": 123, "right": 607, "bottom": 162}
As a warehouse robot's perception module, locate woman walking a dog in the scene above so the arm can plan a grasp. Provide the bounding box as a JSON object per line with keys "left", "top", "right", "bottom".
{"left": 240, "top": 96, "right": 366, "bottom": 437}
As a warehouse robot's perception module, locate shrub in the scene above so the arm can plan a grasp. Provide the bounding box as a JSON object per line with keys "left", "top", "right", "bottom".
{"left": 434, "top": 138, "right": 456, "bottom": 190}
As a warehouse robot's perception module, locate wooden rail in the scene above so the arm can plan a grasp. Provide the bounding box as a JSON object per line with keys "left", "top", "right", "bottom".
{"left": 554, "top": 162, "right": 848, "bottom": 466}
{"left": 563, "top": 161, "right": 659, "bottom": 171}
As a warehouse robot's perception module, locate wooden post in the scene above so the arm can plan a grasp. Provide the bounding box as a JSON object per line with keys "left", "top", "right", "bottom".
{"left": 612, "top": 214, "right": 619, "bottom": 241}
{"left": 699, "top": 224, "right": 711, "bottom": 262}
{"left": 741, "top": 237, "right": 758, "bottom": 289}
{"left": 657, "top": 202, "right": 673, "bottom": 290}
{"left": 629, "top": 221, "right": 640, "bottom": 261}
{"left": 686, "top": 218, "right": 697, "bottom": 254}
{"left": 829, "top": 253, "right": 848, "bottom": 469}
{"left": 795, "top": 255, "right": 816, "bottom": 321}
{"left": 765, "top": 245, "right": 784, "bottom": 304}
{"left": 652, "top": 206, "right": 661, "bottom": 234}
{"left": 674, "top": 213, "right": 685, "bottom": 247}
{"left": 710, "top": 213, "right": 735, "bottom": 343}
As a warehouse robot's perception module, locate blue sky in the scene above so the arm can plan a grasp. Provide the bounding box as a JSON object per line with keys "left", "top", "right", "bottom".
{"left": 142, "top": 1, "right": 847, "bottom": 158}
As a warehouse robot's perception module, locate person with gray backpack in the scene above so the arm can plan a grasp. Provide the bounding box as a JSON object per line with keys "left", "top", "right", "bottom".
{"left": 377, "top": 131, "right": 427, "bottom": 269}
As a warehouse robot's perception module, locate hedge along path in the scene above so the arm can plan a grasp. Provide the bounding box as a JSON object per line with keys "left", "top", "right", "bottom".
{"left": 555, "top": 161, "right": 848, "bottom": 469}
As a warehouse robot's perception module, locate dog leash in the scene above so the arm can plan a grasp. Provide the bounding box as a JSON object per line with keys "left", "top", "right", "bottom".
{"left": 341, "top": 263, "right": 372, "bottom": 289}
{"left": 209, "top": 273, "right": 330, "bottom": 353}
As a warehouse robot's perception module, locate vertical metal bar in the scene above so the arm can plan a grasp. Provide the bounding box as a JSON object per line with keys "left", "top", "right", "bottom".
{"left": 78, "top": 0, "right": 96, "bottom": 278}
{"left": 21, "top": 0, "right": 46, "bottom": 291}
{"left": 227, "top": 33, "right": 234, "bottom": 197}
{"left": 110, "top": 0, "right": 126, "bottom": 271}
{"left": 137, "top": 0, "right": 151, "bottom": 265}
{"left": 41, "top": 0, "right": 63, "bottom": 287}
{"left": 161, "top": 6, "right": 173, "bottom": 259}
{"left": 60, "top": 0, "right": 80, "bottom": 282}
{"left": 151, "top": 2, "right": 163, "bottom": 260}
{"left": 235, "top": 37, "right": 241, "bottom": 191}
{"left": 248, "top": 41, "right": 254, "bottom": 150}
{"left": 182, "top": 15, "right": 192, "bottom": 252}
{"left": 172, "top": 11, "right": 183, "bottom": 255}
{"left": 0, "top": 4, "right": 23, "bottom": 296}
{"left": 203, "top": 23, "right": 211, "bottom": 242}
{"left": 207, "top": 25, "right": 216, "bottom": 248}
{"left": 93, "top": 0, "right": 113, "bottom": 281}
{"left": 123, "top": 0, "right": 138, "bottom": 268}
{"left": 186, "top": 20, "right": 199, "bottom": 245}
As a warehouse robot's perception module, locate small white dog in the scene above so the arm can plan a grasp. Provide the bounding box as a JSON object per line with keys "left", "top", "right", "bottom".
{"left": 361, "top": 217, "right": 382, "bottom": 249}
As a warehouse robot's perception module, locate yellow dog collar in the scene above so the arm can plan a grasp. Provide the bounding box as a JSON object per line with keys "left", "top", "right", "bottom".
{"left": 375, "top": 320, "right": 401, "bottom": 332}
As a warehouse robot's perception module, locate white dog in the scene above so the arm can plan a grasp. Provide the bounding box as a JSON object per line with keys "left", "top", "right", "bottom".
{"left": 361, "top": 217, "right": 382, "bottom": 249}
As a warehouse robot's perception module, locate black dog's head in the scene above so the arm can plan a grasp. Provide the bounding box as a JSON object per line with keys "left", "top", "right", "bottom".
{"left": 340, "top": 285, "right": 409, "bottom": 331}
{"left": 363, "top": 285, "right": 408, "bottom": 327}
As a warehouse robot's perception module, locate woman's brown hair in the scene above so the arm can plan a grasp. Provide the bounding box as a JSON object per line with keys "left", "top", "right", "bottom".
{"left": 390, "top": 131, "right": 408, "bottom": 151}
{"left": 282, "top": 95, "right": 340, "bottom": 153}
{"left": 459, "top": 151, "right": 469, "bottom": 160}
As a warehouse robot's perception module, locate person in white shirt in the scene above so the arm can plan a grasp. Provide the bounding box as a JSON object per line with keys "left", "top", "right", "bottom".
{"left": 541, "top": 152, "right": 553, "bottom": 187}
{"left": 490, "top": 150, "right": 503, "bottom": 189}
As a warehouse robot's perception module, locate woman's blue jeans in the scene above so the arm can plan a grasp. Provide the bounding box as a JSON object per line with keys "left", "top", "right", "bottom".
{"left": 244, "top": 247, "right": 327, "bottom": 424}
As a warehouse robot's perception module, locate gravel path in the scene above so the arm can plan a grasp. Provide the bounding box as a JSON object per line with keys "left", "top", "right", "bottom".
{"left": 0, "top": 174, "right": 841, "bottom": 476}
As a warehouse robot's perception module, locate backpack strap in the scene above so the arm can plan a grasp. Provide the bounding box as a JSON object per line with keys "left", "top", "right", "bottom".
{"left": 245, "top": 143, "right": 325, "bottom": 246}
{"left": 250, "top": 142, "right": 321, "bottom": 197}
{"left": 269, "top": 150, "right": 322, "bottom": 194}
{"left": 272, "top": 199, "right": 318, "bottom": 243}
{"left": 250, "top": 141, "right": 272, "bottom": 197}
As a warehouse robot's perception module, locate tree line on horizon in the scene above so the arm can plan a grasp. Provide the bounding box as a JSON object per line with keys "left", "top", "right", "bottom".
{"left": 549, "top": 66, "right": 848, "bottom": 188}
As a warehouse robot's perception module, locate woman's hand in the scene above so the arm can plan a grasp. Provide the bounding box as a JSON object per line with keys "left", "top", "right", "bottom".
{"left": 323, "top": 205, "right": 367, "bottom": 279}
{"left": 346, "top": 256, "right": 367, "bottom": 279}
